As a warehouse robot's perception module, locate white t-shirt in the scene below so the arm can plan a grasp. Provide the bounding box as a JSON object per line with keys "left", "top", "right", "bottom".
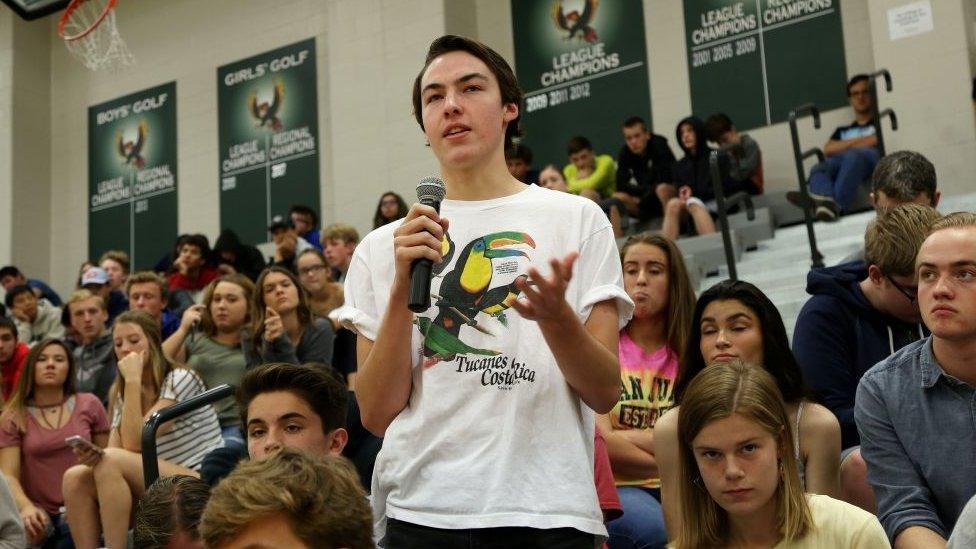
{"left": 774, "top": 494, "right": 890, "bottom": 548}
{"left": 341, "top": 184, "right": 633, "bottom": 539}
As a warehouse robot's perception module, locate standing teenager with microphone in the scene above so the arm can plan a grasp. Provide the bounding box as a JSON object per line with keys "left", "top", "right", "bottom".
{"left": 340, "top": 35, "right": 632, "bottom": 547}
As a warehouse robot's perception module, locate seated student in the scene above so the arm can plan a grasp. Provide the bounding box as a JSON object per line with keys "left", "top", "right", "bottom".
{"left": 602, "top": 234, "right": 695, "bottom": 549}
{"left": 4, "top": 286, "right": 64, "bottom": 346}
{"left": 133, "top": 474, "right": 210, "bottom": 549}
{"left": 296, "top": 249, "right": 343, "bottom": 320}
{"left": 163, "top": 274, "right": 255, "bottom": 450}
{"left": 505, "top": 143, "right": 539, "bottom": 184}
{"left": 615, "top": 116, "right": 677, "bottom": 220}
{"left": 794, "top": 204, "right": 939, "bottom": 511}
{"left": 290, "top": 204, "right": 323, "bottom": 252}
{"left": 705, "top": 112, "right": 763, "bottom": 195}
{"left": 0, "top": 265, "right": 62, "bottom": 307}
{"left": 199, "top": 449, "right": 372, "bottom": 549}
{"left": 0, "top": 338, "right": 109, "bottom": 548}
{"left": 246, "top": 267, "right": 334, "bottom": 367}
{"left": 661, "top": 117, "right": 719, "bottom": 241}
{"left": 563, "top": 135, "right": 616, "bottom": 200}
{"left": 0, "top": 477, "right": 24, "bottom": 548}
{"left": 856, "top": 212, "right": 976, "bottom": 547}
{"left": 656, "top": 280, "right": 841, "bottom": 537}
{"left": 167, "top": 234, "right": 220, "bottom": 297}
{"left": 321, "top": 224, "right": 359, "bottom": 284}
{"left": 672, "top": 360, "right": 889, "bottom": 549}
{"left": 296, "top": 250, "right": 356, "bottom": 387}
{"left": 240, "top": 363, "right": 348, "bottom": 461}
{"left": 127, "top": 271, "right": 182, "bottom": 340}
{"left": 841, "top": 150, "right": 942, "bottom": 264}
{"left": 212, "top": 229, "right": 267, "bottom": 282}
{"left": 199, "top": 362, "right": 349, "bottom": 485}
{"left": 65, "top": 289, "right": 118, "bottom": 406}
{"left": 80, "top": 267, "right": 128, "bottom": 325}
{"left": 794, "top": 74, "right": 880, "bottom": 221}
{"left": 62, "top": 310, "right": 223, "bottom": 549}
{"left": 268, "top": 215, "right": 313, "bottom": 274}
{"left": 373, "top": 192, "right": 409, "bottom": 229}
{"left": 98, "top": 250, "right": 130, "bottom": 295}
{"left": 0, "top": 318, "right": 28, "bottom": 401}
{"left": 539, "top": 163, "right": 569, "bottom": 192}
{"left": 871, "top": 150, "right": 940, "bottom": 211}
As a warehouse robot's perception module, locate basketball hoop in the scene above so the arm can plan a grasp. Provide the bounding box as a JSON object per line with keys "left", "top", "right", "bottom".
{"left": 57, "top": 0, "right": 134, "bottom": 71}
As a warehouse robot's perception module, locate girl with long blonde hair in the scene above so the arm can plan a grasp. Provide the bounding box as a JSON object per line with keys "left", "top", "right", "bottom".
{"left": 63, "top": 311, "right": 222, "bottom": 549}
{"left": 601, "top": 233, "right": 696, "bottom": 548}
{"left": 673, "top": 360, "right": 887, "bottom": 548}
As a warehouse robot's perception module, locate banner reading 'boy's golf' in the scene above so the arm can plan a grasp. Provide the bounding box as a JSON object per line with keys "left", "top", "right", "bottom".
{"left": 511, "top": 0, "right": 652, "bottom": 165}
{"left": 88, "top": 81, "right": 177, "bottom": 271}
{"left": 217, "top": 38, "right": 320, "bottom": 246}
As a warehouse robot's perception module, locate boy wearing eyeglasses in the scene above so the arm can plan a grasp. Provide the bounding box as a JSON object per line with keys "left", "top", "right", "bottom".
{"left": 793, "top": 203, "right": 940, "bottom": 511}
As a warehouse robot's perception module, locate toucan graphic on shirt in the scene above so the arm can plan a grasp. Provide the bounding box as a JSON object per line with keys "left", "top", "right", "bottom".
{"left": 416, "top": 230, "right": 536, "bottom": 367}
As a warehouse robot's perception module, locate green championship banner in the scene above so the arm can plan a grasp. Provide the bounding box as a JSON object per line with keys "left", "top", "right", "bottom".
{"left": 88, "top": 82, "right": 177, "bottom": 270}
{"left": 217, "top": 38, "right": 320, "bottom": 245}
{"left": 511, "top": 0, "right": 652, "bottom": 165}
{"left": 684, "top": 0, "right": 848, "bottom": 130}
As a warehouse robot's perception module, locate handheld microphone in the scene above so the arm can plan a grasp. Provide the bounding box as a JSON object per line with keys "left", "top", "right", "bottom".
{"left": 408, "top": 177, "right": 447, "bottom": 313}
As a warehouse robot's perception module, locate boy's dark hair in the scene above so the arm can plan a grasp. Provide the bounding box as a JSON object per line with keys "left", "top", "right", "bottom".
{"left": 133, "top": 475, "right": 212, "bottom": 549}
{"left": 704, "top": 112, "right": 734, "bottom": 142}
{"left": 289, "top": 204, "right": 319, "bottom": 228}
{"left": 870, "top": 150, "right": 937, "bottom": 203}
{"left": 622, "top": 116, "right": 647, "bottom": 130}
{"left": 238, "top": 363, "right": 348, "bottom": 435}
{"left": 847, "top": 74, "right": 870, "bottom": 94}
{"left": 412, "top": 35, "right": 524, "bottom": 150}
{"left": 504, "top": 144, "right": 533, "bottom": 164}
{"left": 177, "top": 234, "right": 212, "bottom": 259}
{"left": 0, "top": 316, "right": 17, "bottom": 340}
{"left": 4, "top": 285, "right": 34, "bottom": 308}
{"left": 0, "top": 266, "right": 22, "bottom": 280}
{"left": 566, "top": 135, "right": 593, "bottom": 156}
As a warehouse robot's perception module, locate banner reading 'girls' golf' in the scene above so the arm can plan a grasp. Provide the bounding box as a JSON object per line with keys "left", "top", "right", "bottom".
{"left": 217, "top": 38, "right": 321, "bottom": 245}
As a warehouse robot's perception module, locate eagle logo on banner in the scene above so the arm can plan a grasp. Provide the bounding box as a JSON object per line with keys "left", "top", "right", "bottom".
{"left": 249, "top": 79, "right": 285, "bottom": 131}
{"left": 551, "top": 0, "right": 599, "bottom": 43}
{"left": 116, "top": 121, "right": 148, "bottom": 170}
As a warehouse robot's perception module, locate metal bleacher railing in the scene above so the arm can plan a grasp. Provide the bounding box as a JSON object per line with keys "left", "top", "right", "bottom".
{"left": 141, "top": 383, "right": 234, "bottom": 488}
{"left": 709, "top": 150, "right": 756, "bottom": 282}
{"left": 787, "top": 68, "right": 898, "bottom": 269}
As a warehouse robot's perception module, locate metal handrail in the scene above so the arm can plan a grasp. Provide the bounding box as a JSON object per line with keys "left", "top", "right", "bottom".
{"left": 788, "top": 103, "right": 826, "bottom": 268}
{"left": 867, "top": 69, "right": 895, "bottom": 156}
{"left": 709, "top": 150, "right": 739, "bottom": 281}
{"left": 141, "top": 384, "right": 234, "bottom": 488}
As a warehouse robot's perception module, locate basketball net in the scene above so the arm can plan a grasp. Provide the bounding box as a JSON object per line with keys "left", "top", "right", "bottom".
{"left": 58, "top": 0, "right": 134, "bottom": 71}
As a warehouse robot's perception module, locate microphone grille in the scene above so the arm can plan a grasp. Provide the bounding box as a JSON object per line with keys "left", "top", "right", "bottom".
{"left": 417, "top": 176, "right": 446, "bottom": 202}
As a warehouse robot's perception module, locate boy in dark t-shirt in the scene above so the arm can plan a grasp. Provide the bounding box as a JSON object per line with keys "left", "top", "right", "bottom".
{"left": 791, "top": 74, "right": 880, "bottom": 221}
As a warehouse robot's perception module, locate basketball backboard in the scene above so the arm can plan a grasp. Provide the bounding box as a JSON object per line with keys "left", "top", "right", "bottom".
{"left": 1, "top": 0, "right": 69, "bottom": 21}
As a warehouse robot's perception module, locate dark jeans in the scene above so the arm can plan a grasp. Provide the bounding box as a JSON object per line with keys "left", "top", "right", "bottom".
{"left": 606, "top": 487, "right": 667, "bottom": 549}
{"left": 808, "top": 147, "right": 879, "bottom": 211}
{"left": 383, "top": 518, "right": 597, "bottom": 549}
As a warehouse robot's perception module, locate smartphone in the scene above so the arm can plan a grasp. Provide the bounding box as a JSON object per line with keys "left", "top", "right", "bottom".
{"left": 65, "top": 435, "right": 104, "bottom": 455}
